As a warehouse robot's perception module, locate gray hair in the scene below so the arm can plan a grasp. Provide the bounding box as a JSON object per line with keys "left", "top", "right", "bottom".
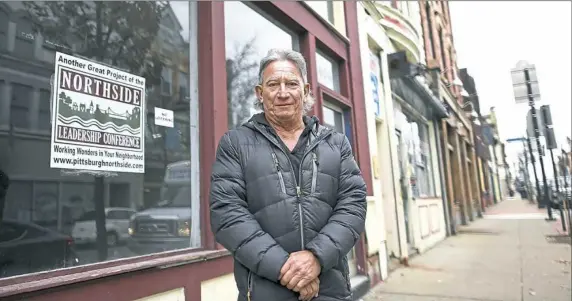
{"left": 255, "top": 48, "right": 315, "bottom": 113}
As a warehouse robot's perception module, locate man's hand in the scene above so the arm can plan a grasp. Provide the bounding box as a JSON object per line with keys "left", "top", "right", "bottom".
{"left": 279, "top": 250, "right": 321, "bottom": 292}
{"left": 298, "top": 278, "right": 319, "bottom": 301}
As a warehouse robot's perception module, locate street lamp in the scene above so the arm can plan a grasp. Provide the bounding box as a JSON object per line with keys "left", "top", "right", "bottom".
{"left": 511, "top": 61, "right": 554, "bottom": 220}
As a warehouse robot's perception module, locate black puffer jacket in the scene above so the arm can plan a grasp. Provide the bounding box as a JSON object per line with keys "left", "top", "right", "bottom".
{"left": 210, "top": 114, "right": 367, "bottom": 301}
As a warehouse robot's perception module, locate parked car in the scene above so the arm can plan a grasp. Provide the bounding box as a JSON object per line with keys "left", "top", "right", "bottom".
{"left": 0, "top": 219, "right": 79, "bottom": 278}
{"left": 71, "top": 207, "right": 136, "bottom": 247}
{"left": 127, "top": 161, "right": 192, "bottom": 255}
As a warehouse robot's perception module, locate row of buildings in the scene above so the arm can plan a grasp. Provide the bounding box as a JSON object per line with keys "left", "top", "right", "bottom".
{"left": 0, "top": 1, "right": 511, "bottom": 301}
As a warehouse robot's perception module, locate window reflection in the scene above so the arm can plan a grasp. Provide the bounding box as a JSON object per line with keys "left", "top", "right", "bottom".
{"left": 0, "top": 1, "right": 197, "bottom": 279}
{"left": 316, "top": 50, "right": 340, "bottom": 92}
{"left": 323, "top": 104, "right": 345, "bottom": 134}
{"left": 305, "top": 1, "right": 334, "bottom": 23}
{"left": 224, "top": 2, "right": 299, "bottom": 129}
{"left": 396, "top": 109, "right": 435, "bottom": 198}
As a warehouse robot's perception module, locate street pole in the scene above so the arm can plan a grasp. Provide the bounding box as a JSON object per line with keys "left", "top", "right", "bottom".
{"left": 526, "top": 136, "right": 542, "bottom": 205}
{"left": 524, "top": 69, "right": 553, "bottom": 220}
{"left": 562, "top": 149, "right": 572, "bottom": 237}
{"left": 550, "top": 149, "right": 566, "bottom": 231}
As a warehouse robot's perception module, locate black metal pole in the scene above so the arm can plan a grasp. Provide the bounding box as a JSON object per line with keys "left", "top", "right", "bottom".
{"left": 550, "top": 149, "right": 566, "bottom": 231}
{"left": 492, "top": 144, "right": 501, "bottom": 203}
{"left": 562, "top": 149, "right": 572, "bottom": 237}
{"left": 527, "top": 136, "right": 542, "bottom": 205}
{"left": 524, "top": 69, "right": 553, "bottom": 220}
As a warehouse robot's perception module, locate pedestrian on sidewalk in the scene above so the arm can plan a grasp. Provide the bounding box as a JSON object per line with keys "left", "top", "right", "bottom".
{"left": 209, "top": 48, "right": 367, "bottom": 301}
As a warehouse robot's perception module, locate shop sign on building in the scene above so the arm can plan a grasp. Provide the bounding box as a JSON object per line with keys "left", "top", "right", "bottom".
{"left": 49, "top": 52, "right": 146, "bottom": 173}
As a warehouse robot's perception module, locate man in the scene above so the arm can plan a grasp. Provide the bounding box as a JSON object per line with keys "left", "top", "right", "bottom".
{"left": 210, "top": 48, "right": 367, "bottom": 301}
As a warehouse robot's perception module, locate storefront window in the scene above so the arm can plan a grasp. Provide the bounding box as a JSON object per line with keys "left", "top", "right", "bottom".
{"left": 0, "top": 1, "right": 198, "bottom": 279}
{"left": 323, "top": 103, "right": 345, "bottom": 134}
{"left": 316, "top": 50, "right": 340, "bottom": 92}
{"left": 405, "top": 120, "right": 435, "bottom": 198}
{"left": 395, "top": 109, "right": 436, "bottom": 198}
{"left": 224, "top": 2, "right": 299, "bottom": 129}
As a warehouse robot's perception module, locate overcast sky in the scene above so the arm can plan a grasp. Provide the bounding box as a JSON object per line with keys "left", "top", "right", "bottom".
{"left": 450, "top": 1, "right": 571, "bottom": 180}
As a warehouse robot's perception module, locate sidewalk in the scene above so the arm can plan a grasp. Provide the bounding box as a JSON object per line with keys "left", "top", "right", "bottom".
{"left": 363, "top": 198, "right": 572, "bottom": 301}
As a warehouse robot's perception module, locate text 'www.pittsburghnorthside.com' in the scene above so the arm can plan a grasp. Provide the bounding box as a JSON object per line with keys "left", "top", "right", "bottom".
{"left": 52, "top": 144, "right": 144, "bottom": 171}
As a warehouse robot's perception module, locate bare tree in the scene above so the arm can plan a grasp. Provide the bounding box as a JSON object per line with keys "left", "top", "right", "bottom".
{"left": 226, "top": 37, "right": 259, "bottom": 129}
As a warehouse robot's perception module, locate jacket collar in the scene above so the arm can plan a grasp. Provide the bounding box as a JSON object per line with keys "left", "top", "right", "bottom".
{"left": 246, "top": 113, "right": 327, "bottom": 138}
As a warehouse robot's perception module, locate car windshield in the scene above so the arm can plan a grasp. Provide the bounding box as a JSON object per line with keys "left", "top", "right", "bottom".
{"left": 155, "top": 186, "right": 192, "bottom": 208}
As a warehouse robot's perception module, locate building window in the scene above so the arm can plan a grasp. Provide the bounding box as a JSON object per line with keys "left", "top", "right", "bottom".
{"left": 161, "top": 68, "right": 172, "bottom": 96}
{"left": 438, "top": 27, "right": 447, "bottom": 76}
{"left": 10, "top": 83, "right": 32, "bottom": 129}
{"left": 405, "top": 119, "right": 435, "bottom": 198}
{"left": 322, "top": 102, "right": 345, "bottom": 134}
{"left": 0, "top": 1, "right": 198, "bottom": 280}
{"left": 316, "top": 50, "right": 341, "bottom": 92}
{"left": 304, "top": 1, "right": 346, "bottom": 35}
{"left": 39, "top": 89, "right": 51, "bottom": 131}
{"left": 224, "top": 2, "right": 300, "bottom": 129}
{"left": 395, "top": 108, "right": 436, "bottom": 198}
{"left": 425, "top": 2, "right": 436, "bottom": 62}
{"left": 14, "top": 16, "right": 35, "bottom": 60}
{"left": 0, "top": 8, "right": 8, "bottom": 51}
{"left": 305, "top": 1, "right": 334, "bottom": 23}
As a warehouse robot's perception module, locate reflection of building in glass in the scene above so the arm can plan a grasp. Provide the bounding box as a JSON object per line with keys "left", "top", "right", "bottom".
{"left": 0, "top": 2, "right": 379, "bottom": 301}
{"left": 0, "top": 1, "right": 191, "bottom": 233}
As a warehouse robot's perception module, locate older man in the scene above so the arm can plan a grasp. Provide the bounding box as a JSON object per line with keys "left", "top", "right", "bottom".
{"left": 210, "top": 48, "right": 367, "bottom": 301}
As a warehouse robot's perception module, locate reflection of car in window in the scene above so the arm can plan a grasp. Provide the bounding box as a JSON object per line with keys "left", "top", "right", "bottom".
{"left": 0, "top": 220, "right": 79, "bottom": 278}
{"left": 71, "top": 208, "right": 136, "bottom": 247}
{"left": 127, "top": 161, "right": 192, "bottom": 254}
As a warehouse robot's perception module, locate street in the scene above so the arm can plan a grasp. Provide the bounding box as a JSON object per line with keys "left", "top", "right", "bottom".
{"left": 363, "top": 198, "right": 572, "bottom": 301}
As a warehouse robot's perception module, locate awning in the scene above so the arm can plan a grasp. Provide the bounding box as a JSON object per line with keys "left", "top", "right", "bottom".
{"left": 390, "top": 76, "right": 449, "bottom": 120}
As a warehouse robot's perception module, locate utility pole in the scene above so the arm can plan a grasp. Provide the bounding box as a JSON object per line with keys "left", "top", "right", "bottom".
{"left": 524, "top": 69, "right": 553, "bottom": 220}
{"left": 539, "top": 105, "right": 565, "bottom": 228}
{"left": 561, "top": 149, "right": 572, "bottom": 237}
{"left": 511, "top": 61, "right": 553, "bottom": 220}
{"left": 526, "top": 136, "right": 542, "bottom": 205}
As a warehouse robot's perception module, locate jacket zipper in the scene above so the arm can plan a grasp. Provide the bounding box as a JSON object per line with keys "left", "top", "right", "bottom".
{"left": 271, "top": 152, "right": 287, "bottom": 194}
{"left": 250, "top": 122, "right": 331, "bottom": 250}
{"left": 311, "top": 152, "right": 318, "bottom": 194}
{"left": 247, "top": 271, "right": 253, "bottom": 301}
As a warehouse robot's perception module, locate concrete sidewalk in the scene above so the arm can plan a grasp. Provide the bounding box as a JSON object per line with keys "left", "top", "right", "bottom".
{"left": 363, "top": 198, "right": 572, "bottom": 301}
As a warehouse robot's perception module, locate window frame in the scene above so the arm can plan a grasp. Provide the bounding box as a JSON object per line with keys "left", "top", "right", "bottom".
{"left": 315, "top": 48, "right": 342, "bottom": 93}
{"left": 403, "top": 115, "right": 437, "bottom": 198}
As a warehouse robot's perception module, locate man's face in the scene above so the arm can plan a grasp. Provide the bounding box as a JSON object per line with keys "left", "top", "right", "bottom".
{"left": 255, "top": 60, "right": 310, "bottom": 121}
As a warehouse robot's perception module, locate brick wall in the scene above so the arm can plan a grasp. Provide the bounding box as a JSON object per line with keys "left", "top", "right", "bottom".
{"left": 418, "top": 0, "right": 461, "bottom": 103}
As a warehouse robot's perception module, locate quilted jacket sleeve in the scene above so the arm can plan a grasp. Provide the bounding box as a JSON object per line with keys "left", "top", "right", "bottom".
{"left": 210, "top": 132, "right": 289, "bottom": 282}
{"left": 305, "top": 135, "right": 367, "bottom": 272}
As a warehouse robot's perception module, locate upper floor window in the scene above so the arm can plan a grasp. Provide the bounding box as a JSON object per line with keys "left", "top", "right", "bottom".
{"left": 304, "top": 1, "right": 346, "bottom": 35}
{"left": 316, "top": 50, "right": 341, "bottom": 93}
{"left": 322, "top": 102, "right": 345, "bottom": 134}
